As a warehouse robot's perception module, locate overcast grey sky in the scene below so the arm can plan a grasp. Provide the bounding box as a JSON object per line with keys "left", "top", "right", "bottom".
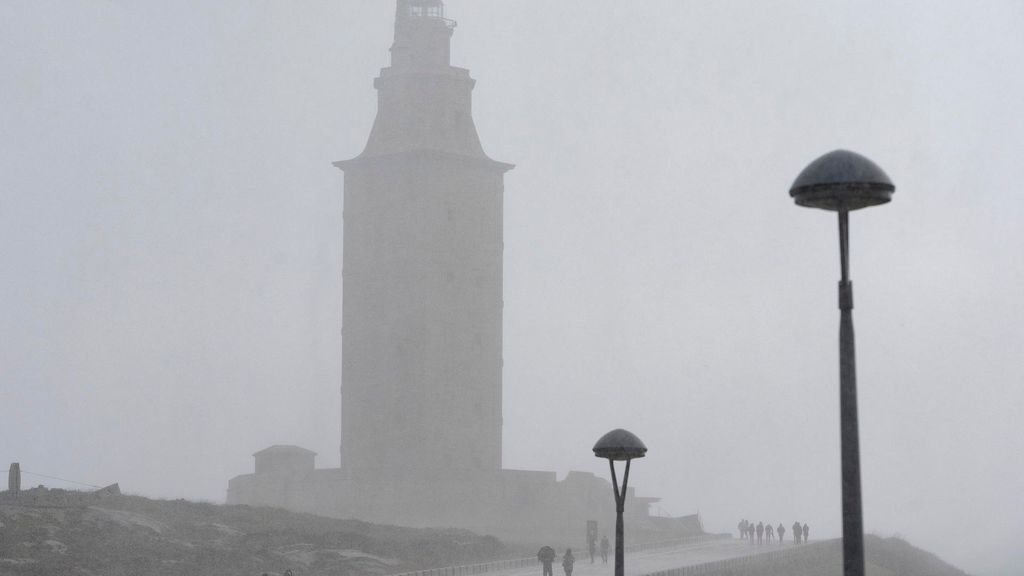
{"left": 2, "top": 2, "right": 1022, "bottom": 575}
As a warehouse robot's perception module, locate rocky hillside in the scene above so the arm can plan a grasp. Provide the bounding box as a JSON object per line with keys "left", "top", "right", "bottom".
{"left": 0, "top": 494, "right": 504, "bottom": 576}
{"left": 0, "top": 492, "right": 970, "bottom": 576}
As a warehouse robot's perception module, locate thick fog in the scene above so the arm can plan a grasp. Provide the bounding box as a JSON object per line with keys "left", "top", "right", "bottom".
{"left": 2, "top": 2, "right": 1022, "bottom": 575}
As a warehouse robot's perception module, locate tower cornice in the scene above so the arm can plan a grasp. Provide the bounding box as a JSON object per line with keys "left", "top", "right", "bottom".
{"left": 335, "top": 149, "right": 514, "bottom": 173}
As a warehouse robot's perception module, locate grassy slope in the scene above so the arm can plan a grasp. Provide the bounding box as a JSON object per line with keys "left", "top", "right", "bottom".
{"left": 864, "top": 535, "right": 970, "bottom": 576}
{"left": 726, "top": 536, "right": 970, "bottom": 576}
{"left": 0, "top": 494, "right": 504, "bottom": 576}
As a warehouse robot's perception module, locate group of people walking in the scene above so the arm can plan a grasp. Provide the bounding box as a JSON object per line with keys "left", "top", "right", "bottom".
{"left": 737, "top": 520, "right": 809, "bottom": 545}
{"left": 538, "top": 536, "right": 610, "bottom": 576}
{"left": 537, "top": 546, "right": 574, "bottom": 576}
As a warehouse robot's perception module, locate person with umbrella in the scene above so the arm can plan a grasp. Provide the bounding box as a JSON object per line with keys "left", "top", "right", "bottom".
{"left": 538, "top": 546, "right": 556, "bottom": 576}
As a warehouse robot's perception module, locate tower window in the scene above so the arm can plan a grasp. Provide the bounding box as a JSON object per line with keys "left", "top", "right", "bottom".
{"left": 409, "top": 5, "right": 442, "bottom": 18}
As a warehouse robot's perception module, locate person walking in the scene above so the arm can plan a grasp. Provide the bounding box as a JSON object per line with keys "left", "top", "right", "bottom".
{"left": 792, "top": 521, "right": 802, "bottom": 544}
{"left": 562, "top": 549, "right": 575, "bottom": 576}
{"left": 738, "top": 519, "right": 746, "bottom": 539}
{"left": 756, "top": 521, "right": 764, "bottom": 545}
{"left": 600, "top": 535, "right": 610, "bottom": 564}
{"left": 538, "top": 546, "right": 556, "bottom": 576}
{"left": 803, "top": 523, "right": 809, "bottom": 543}
{"left": 765, "top": 523, "right": 774, "bottom": 543}
{"left": 777, "top": 523, "right": 786, "bottom": 545}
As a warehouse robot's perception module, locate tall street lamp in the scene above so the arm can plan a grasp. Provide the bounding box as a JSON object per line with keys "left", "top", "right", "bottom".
{"left": 593, "top": 428, "right": 647, "bottom": 576}
{"left": 789, "top": 149, "right": 895, "bottom": 576}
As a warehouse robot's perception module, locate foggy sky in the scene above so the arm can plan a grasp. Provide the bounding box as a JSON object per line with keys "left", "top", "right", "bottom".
{"left": 2, "top": 2, "right": 1022, "bottom": 575}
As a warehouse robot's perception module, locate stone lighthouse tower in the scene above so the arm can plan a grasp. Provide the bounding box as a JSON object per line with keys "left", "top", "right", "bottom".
{"left": 228, "top": 3, "right": 668, "bottom": 539}
{"left": 334, "top": 0, "right": 512, "bottom": 498}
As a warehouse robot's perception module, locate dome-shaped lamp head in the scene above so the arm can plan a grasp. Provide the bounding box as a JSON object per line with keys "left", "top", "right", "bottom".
{"left": 593, "top": 428, "right": 647, "bottom": 461}
{"left": 790, "top": 150, "right": 895, "bottom": 211}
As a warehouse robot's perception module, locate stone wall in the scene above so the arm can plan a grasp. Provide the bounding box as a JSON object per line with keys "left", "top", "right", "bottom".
{"left": 0, "top": 484, "right": 121, "bottom": 508}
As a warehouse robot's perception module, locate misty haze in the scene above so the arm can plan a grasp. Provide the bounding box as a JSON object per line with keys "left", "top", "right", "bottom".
{"left": 2, "top": 2, "right": 1022, "bottom": 576}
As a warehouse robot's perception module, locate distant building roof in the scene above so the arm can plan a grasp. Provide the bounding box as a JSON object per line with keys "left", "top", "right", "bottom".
{"left": 253, "top": 445, "right": 317, "bottom": 457}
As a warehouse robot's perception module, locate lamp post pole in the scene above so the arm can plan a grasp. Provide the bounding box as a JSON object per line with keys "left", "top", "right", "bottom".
{"left": 593, "top": 428, "right": 647, "bottom": 576}
{"left": 609, "top": 458, "right": 630, "bottom": 576}
{"left": 789, "top": 150, "right": 895, "bottom": 576}
{"left": 837, "top": 207, "right": 864, "bottom": 576}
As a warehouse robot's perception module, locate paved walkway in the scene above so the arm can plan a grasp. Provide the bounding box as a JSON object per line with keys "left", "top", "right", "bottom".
{"left": 492, "top": 540, "right": 805, "bottom": 576}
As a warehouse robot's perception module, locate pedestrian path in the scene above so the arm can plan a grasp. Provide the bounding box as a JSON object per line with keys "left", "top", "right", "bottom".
{"left": 450, "top": 539, "right": 810, "bottom": 576}
{"left": 563, "top": 540, "right": 807, "bottom": 576}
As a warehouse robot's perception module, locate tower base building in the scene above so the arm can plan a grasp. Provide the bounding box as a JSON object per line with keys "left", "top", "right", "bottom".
{"left": 228, "top": 445, "right": 699, "bottom": 546}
